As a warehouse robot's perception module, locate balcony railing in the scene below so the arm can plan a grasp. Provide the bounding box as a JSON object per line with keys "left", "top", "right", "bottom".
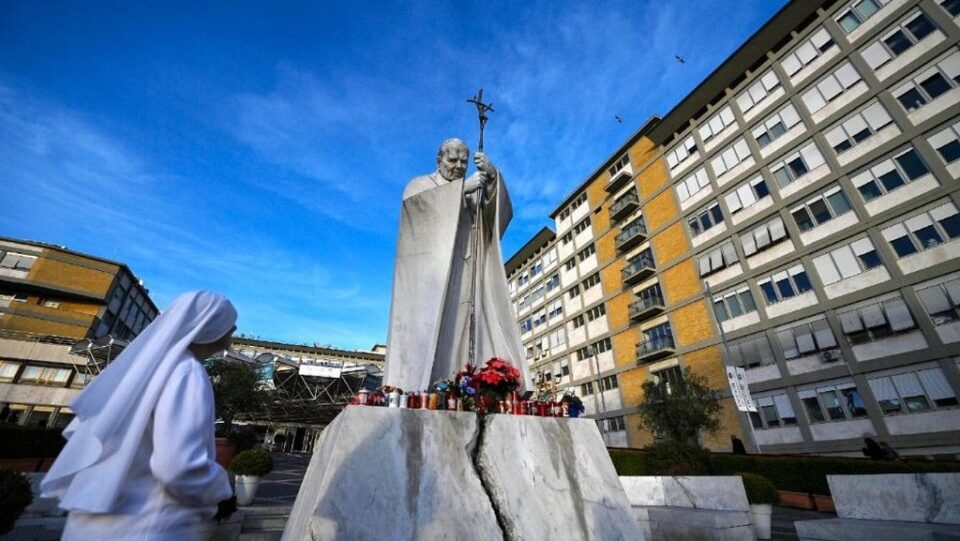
{"left": 622, "top": 255, "right": 655, "bottom": 285}
{"left": 636, "top": 334, "right": 676, "bottom": 362}
{"left": 609, "top": 190, "right": 639, "bottom": 222}
{"left": 630, "top": 294, "right": 665, "bottom": 321}
{"left": 615, "top": 219, "right": 647, "bottom": 252}
{"left": 605, "top": 162, "right": 635, "bottom": 192}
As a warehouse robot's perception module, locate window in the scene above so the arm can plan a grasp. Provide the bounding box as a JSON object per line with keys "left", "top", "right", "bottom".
{"left": 939, "top": 0, "right": 960, "bottom": 17}
{"left": 813, "top": 237, "right": 884, "bottom": 285}
{"left": 725, "top": 175, "right": 771, "bottom": 217}
{"left": 851, "top": 147, "right": 930, "bottom": 203}
{"left": 698, "top": 105, "right": 737, "bottom": 143}
{"left": 564, "top": 259, "right": 576, "bottom": 271}
{"left": 790, "top": 185, "right": 853, "bottom": 232}
{"left": 581, "top": 381, "right": 594, "bottom": 395}
{"left": 518, "top": 294, "right": 531, "bottom": 310}
{"left": 598, "top": 375, "right": 619, "bottom": 393}
{"left": 713, "top": 285, "right": 758, "bottom": 322}
{"left": 666, "top": 135, "right": 699, "bottom": 170}
{"left": 781, "top": 27, "right": 836, "bottom": 78}
{"left": 530, "top": 260, "right": 543, "bottom": 277}
{"left": 839, "top": 295, "right": 917, "bottom": 344}
{"left": 530, "top": 286, "right": 545, "bottom": 304}
{"left": 599, "top": 416, "right": 626, "bottom": 433}
{"left": 573, "top": 217, "right": 592, "bottom": 235}
{"left": 568, "top": 284, "right": 581, "bottom": 299}
{"left": 652, "top": 366, "right": 684, "bottom": 395}
{"left": 916, "top": 277, "right": 960, "bottom": 325}
{"left": 561, "top": 232, "right": 573, "bottom": 246}
{"left": 770, "top": 142, "right": 825, "bottom": 188}
{"left": 533, "top": 309, "right": 547, "bottom": 328}
{"left": 518, "top": 272, "right": 529, "bottom": 287}
{"left": 582, "top": 272, "right": 601, "bottom": 290}
{"left": 836, "top": 0, "right": 889, "bottom": 34}
{"left": 586, "top": 303, "right": 606, "bottom": 322}
{"left": 824, "top": 101, "right": 894, "bottom": 155}
{"left": 776, "top": 317, "right": 838, "bottom": 359}
{"left": 0, "top": 252, "right": 36, "bottom": 271}
{"left": 544, "top": 248, "right": 558, "bottom": 266}
{"left": 0, "top": 361, "right": 21, "bottom": 382}
{"left": 801, "top": 61, "right": 863, "bottom": 114}
{"left": 758, "top": 264, "right": 814, "bottom": 305}
{"left": 698, "top": 241, "right": 738, "bottom": 277}
{"left": 572, "top": 314, "right": 585, "bottom": 329}
{"left": 608, "top": 154, "right": 630, "bottom": 177}
{"left": 71, "top": 372, "right": 93, "bottom": 388}
{"left": 546, "top": 273, "right": 561, "bottom": 292}
{"left": 881, "top": 202, "right": 960, "bottom": 257}
{"left": 752, "top": 393, "right": 799, "bottom": 428}
{"left": 861, "top": 10, "right": 939, "bottom": 71}
{"left": 736, "top": 69, "right": 782, "bottom": 115}
{"left": 752, "top": 103, "right": 803, "bottom": 149}
{"left": 575, "top": 338, "right": 612, "bottom": 361}
{"left": 520, "top": 318, "right": 533, "bottom": 333}
{"left": 577, "top": 244, "right": 596, "bottom": 262}
{"left": 17, "top": 365, "right": 71, "bottom": 386}
{"left": 741, "top": 215, "right": 789, "bottom": 256}
{"left": 801, "top": 382, "right": 869, "bottom": 423}
{"left": 641, "top": 322, "right": 674, "bottom": 349}
{"left": 676, "top": 167, "right": 711, "bottom": 202}
{"left": 892, "top": 49, "right": 960, "bottom": 113}
{"left": 688, "top": 202, "right": 725, "bottom": 237}
{"left": 727, "top": 333, "right": 776, "bottom": 368}
{"left": 927, "top": 121, "right": 960, "bottom": 165}
{"left": 710, "top": 137, "right": 752, "bottom": 177}
{"left": 547, "top": 299, "right": 564, "bottom": 320}
{"left": 549, "top": 327, "right": 567, "bottom": 349}
{"left": 870, "top": 367, "right": 958, "bottom": 414}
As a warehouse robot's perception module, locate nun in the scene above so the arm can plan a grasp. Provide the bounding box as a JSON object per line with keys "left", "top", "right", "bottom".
{"left": 41, "top": 291, "right": 239, "bottom": 540}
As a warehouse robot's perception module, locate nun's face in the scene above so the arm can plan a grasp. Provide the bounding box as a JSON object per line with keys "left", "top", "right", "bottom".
{"left": 189, "top": 325, "right": 237, "bottom": 359}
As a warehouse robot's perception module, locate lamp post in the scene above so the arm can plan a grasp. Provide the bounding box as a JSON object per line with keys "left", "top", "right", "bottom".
{"left": 589, "top": 345, "right": 607, "bottom": 415}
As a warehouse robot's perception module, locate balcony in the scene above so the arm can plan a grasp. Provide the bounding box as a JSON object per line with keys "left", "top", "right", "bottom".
{"left": 615, "top": 219, "right": 647, "bottom": 252}
{"left": 636, "top": 334, "right": 676, "bottom": 363}
{"left": 630, "top": 294, "right": 665, "bottom": 322}
{"left": 605, "top": 161, "right": 634, "bottom": 192}
{"left": 609, "top": 190, "right": 639, "bottom": 223}
{"left": 621, "top": 255, "right": 655, "bottom": 285}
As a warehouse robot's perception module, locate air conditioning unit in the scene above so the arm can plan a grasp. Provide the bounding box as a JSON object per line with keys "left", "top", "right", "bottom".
{"left": 821, "top": 350, "right": 840, "bottom": 362}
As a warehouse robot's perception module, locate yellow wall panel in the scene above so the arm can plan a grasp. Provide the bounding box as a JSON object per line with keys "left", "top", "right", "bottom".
{"left": 681, "top": 344, "right": 726, "bottom": 389}
{"left": 660, "top": 259, "right": 702, "bottom": 305}
{"left": 672, "top": 300, "right": 715, "bottom": 347}
{"left": 701, "top": 398, "right": 744, "bottom": 452}
{"left": 597, "top": 230, "right": 617, "bottom": 265}
{"left": 607, "top": 292, "right": 632, "bottom": 330}
{"left": 30, "top": 258, "right": 114, "bottom": 297}
{"left": 637, "top": 156, "right": 669, "bottom": 200}
{"left": 643, "top": 189, "right": 678, "bottom": 232}
{"left": 626, "top": 412, "right": 655, "bottom": 449}
{"left": 600, "top": 258, "right": 624, "bottom": 295}
{"left": 651, "top": 222, "right": 689, "bottom": 267}
{"left": 618, "top": 365, "right": 649, "bottom": 405}
{"left": 612, "top": 327, "right": 637, "bottom": 367}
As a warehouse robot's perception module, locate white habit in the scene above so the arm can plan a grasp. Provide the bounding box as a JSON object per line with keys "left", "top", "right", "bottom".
{"left": 383, "top": 168, "right": 528, "bottom": 391}
{"left": 41, "top": 291, "right": 236, "bottom": 541}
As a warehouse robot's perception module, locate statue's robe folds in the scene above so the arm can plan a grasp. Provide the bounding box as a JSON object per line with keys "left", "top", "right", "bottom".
{"left": 384, "top": 170, "right": 528, "bottom": 392}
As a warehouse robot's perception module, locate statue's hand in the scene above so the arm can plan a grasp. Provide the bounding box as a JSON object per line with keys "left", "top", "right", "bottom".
{"left": 474, "top": 152, "right": 496, "bottom": 178}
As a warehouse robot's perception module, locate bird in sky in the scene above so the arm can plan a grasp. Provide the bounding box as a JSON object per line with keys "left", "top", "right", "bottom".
{"left": 675, "top": 54, "right": 686, "bottom": 63}
{"left": 614, "top": 115, "right": 623, "bottom": 124}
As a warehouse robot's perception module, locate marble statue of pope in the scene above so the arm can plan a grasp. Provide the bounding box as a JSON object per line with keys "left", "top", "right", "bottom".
{"left": 383, "top": 138, "right": 529, "bottom": 392}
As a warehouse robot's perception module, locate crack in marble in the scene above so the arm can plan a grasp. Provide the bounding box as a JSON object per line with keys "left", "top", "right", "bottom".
{"left": 471, "top": 414, "right": 508, "bottom": 541}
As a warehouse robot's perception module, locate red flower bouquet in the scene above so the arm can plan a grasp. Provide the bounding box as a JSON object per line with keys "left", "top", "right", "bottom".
{"left": 456, "top": 358, "right": 522, "bottom": 413}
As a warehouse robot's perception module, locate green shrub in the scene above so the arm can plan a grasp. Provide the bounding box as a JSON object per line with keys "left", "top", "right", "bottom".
{"left": 0, "top": 425, "right": 65, "bottom": 459}
{"left": 609, "top": 449, "right": 647, "bottom": 476}
{"left": 0, "top": 468, "right": 33, "bottom": 534}
{"left": 229, "top": 448, "right": 274, "bottom": 477}
{"left": 227, "top": 427, "right": 260, "bottom": 452}
{"left": 737, "top": 472, "right": 779, "bottom": 505}
{"left": 644, "top": 441, "right": 712, "bottom": 476}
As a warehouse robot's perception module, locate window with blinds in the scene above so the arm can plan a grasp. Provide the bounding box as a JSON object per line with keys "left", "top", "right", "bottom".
{"left": 837, "top": 295, "right": 917, "bottom": 344}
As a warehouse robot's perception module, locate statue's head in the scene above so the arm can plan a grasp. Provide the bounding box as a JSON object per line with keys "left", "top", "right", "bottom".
{"left": 436, "top": 138, "right": 469, "bottom": 182}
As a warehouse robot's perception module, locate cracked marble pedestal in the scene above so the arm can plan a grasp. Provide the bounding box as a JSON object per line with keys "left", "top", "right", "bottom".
{"left": 477, "top": 415, "right": 643, "bottom": 541}
{"left": 795, "top": 473, "right": 960, "bottom": 541}
{"left": 281, "top": 406, "right": 643, "bottom": 541}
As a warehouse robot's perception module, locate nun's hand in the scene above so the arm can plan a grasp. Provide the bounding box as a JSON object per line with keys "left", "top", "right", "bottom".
{"left": 214, "top": 495, "right": 238, "bottom": 522}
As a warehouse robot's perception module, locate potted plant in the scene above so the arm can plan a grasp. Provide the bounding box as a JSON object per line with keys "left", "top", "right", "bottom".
{"left": 0, "top": 468, "right": 34, "bottom": 535}
{"left": 229, "top": 448, "right": 274, "bottom": 505}
{"left": 206, "top": 359, "right": 265, "bottom": 467}
{"left": 738, "top": 472, "right": 779, "bottom": 540}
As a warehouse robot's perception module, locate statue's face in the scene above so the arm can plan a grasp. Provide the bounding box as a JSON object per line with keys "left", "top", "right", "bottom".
{"left": 437, "top": 145, "right": 468, "bottom": 181}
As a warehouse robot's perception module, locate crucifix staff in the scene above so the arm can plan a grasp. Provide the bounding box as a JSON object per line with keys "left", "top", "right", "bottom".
{"left": 465, "top": 88, "right": 494, "bottom": 365}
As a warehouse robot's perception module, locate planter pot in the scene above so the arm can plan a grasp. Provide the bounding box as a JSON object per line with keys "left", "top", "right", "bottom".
{"left": 215, "top": 438, "right": 237, "bottom": 469}
{"left": 813, "top": 494, "right": 835, "bottom": 513}
{"left": 750, "top": 503, "right": 772, "bottom": 540}
{"left": 235, "top": 475, "right": 261, "bottom": 506}
{"left": 778, "top": 490, "right": 815, "bottom": 510}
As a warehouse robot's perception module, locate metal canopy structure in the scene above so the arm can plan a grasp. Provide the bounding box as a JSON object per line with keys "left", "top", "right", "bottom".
{"left": 68, "top": 340, "right": 381, "bottom": 426}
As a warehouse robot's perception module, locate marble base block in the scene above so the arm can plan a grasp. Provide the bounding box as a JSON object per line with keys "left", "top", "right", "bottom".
{"left": 828, "top": 473, "right": 960, "bottom": 524}
{"left": 282, "top": 407, "right": 643, "bottom": 541}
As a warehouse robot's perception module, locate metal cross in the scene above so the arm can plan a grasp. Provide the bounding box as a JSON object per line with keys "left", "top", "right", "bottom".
{"left": 467, "top": 88, "right": 494, "bottom": 152}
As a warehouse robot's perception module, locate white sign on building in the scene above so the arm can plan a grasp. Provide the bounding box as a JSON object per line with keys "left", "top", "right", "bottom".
{"left": 299, "top": 364, "right": 343, "bottom": 379}
{"left": 725, "top": 366, "right": 757, "bottom": 412}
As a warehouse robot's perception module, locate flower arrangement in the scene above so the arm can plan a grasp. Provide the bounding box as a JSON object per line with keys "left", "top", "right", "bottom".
{"left": 454, "top": 358, "right": 522, "bottom": 412}
{"left": 535, "top": 376, "right": 559, "bottom": 403}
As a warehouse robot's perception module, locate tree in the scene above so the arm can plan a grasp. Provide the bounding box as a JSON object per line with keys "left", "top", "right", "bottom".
{"left": 636, "top": 371, "right": 722, "bottom": 446}
{"left": 206, "top": 359, "right": 264, "bottom": 434}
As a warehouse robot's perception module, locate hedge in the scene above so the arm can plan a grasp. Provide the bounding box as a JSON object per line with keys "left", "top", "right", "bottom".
{"left": 609, "top": 448, "right": 960, "bottom": 495}
{"left": 0, "top": 425, "right": 65, "bottom": 459}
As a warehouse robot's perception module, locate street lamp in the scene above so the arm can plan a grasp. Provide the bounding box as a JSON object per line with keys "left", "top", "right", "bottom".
{"left": 589, "top": 345, "right": 607, "bottom": 415}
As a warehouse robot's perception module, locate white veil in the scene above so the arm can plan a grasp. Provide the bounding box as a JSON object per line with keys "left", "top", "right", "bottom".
{"left": 41, "top": 291, "right": 238, "bottom": 513}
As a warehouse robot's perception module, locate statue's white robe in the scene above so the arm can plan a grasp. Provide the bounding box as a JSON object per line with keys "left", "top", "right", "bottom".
{"left": 383, "top": 170, "right": 528, "bottom": 392}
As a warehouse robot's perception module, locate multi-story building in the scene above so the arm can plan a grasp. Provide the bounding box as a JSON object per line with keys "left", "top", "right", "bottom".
{"left": 0, "top": 237, "right": 158, "bottom": 428}
{"left": 507, "top": 0, "right": 960, "bottom": 457}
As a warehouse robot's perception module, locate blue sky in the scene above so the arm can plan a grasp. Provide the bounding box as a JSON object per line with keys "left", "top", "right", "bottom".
{"left": 0, "top": 0, "right": 787, "bottom": 350}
